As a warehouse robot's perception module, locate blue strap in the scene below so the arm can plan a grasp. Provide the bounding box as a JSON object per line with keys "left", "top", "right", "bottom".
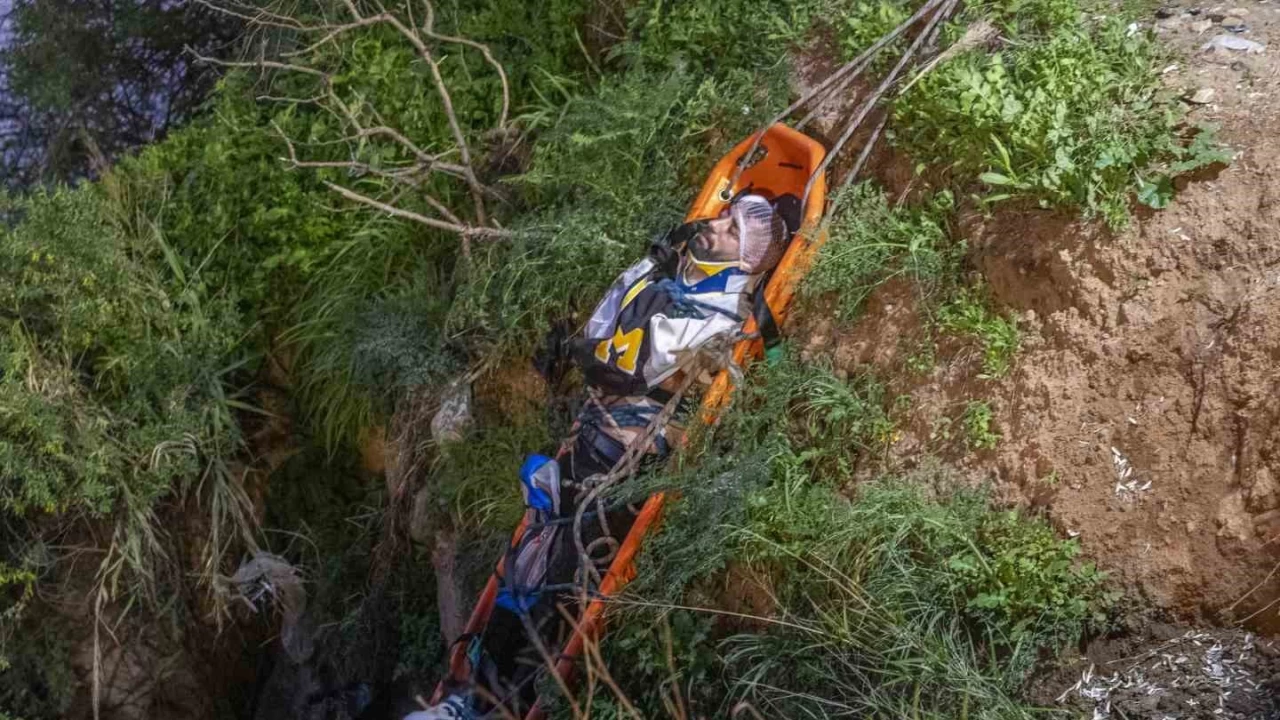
{"left": 654, "top": 279, "right": 745, "bottom": 323}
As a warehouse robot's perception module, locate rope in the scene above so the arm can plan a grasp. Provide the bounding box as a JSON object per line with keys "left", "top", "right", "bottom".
{"left": 721, "top": 0, "right": 960, "bottom": 208}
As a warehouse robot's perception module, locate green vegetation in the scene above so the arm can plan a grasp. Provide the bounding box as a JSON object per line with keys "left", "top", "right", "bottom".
{"left": 0, "top": 0, "right": 1216, "bottom": 713}
{"left": 894, "top": 0, "right": 1229, "bottom": 227}
{"left": 583, "top": 354, "right": 1112, "bottom": 717}
{"left": 963, "top": 400, "right": 1001, "bottom": 451}
{"left": 0, "top": 183, "right": 253, "bottom": 559}
{"left": 938, "top": 286, "right": 1021, "bottom": 378}
{"left": 0, "top": 184, "right": 254, "bottom": 717}
{"left": 801, "top": 183, "right": 959, "bottom": 323}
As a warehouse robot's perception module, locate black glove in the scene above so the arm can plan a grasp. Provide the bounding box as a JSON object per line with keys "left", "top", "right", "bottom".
{"left": 650, "top": 221, "right": 703, "bottom": 276}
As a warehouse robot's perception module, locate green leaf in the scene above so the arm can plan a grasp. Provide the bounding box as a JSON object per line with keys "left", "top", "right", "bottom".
{"left": 979, "top": 172, "right": 1014, "bottom": 186}
{"left": 1135, "top": 175, "right": 1174, "bottom": 209}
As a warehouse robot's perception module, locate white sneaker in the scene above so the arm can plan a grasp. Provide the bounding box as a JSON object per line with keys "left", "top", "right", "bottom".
{"left": 403, "top": 694, "right": 470, "bottom": 720}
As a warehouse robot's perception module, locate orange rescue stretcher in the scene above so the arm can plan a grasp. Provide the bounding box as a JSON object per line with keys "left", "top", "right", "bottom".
{"left": 435, "top": 123, "right": 828, "bottom": 719}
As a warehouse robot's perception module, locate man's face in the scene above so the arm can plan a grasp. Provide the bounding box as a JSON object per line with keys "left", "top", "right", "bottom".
{"left": 690, "top": 213, "right": 739, "bottom": 263}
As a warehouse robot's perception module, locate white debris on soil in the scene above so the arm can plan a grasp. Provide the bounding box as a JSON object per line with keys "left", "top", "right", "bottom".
{"left": 1202, "top": 34, "right": 1267, "bottom": 53}
{"left": 1112, "top": 446, "right": 1152, "bottom": 500}
{"left": 1057, "top": 631, "right": 1277, "bottom": 719}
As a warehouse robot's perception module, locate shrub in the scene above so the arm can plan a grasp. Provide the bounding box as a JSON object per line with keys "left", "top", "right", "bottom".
{"left": 890, "top": 0, "right": 1230, "bottom": 226}
{"left": 0, "top": 187, "right": 247, "bottom": 517}
{"left": 0, "top": 185, "right": 257, "bottom": 720}
{"left": 586, "top": 347, "right": 1111, "bottom": 718}
{"left": 720, "top": 479, "right": 1111, "bottom": 717}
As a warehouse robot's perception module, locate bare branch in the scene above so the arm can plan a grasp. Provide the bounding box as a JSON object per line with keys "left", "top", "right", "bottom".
{"left": 255, "top": 93, "right": 328, "bottom": 106}
{"left": 325, "top": 90, "right": 467, "bottom": 176}
{"left": 803, "top": 0, "right": 960, "bottom": 204}
{"left": 273, "top": 121, "right": 458, "bottom": 197}
{"left": 282, "top": 15, "right": 390, "bottom": 57}
{"left": 194, "top": 0, "right": 307, "bottom": 31}
{"left": 207, "top": 0, "right": 513, "bottom": 246}
{"left": 387, "top": 25, "right": 490, "bottom": 225}
{"left": 323, "top": 181, "right": 513, "bottom": 239}
{"left": 423, "top": 194, "right": 462, "bottom": 226}
{"left": 189, "top": 49, "right": 329, "bottom": 78}
{"left": 835, "top": 111, "right": 889, "bottom": 196}
{"left": 338, "top": 0, "right": 363, "bottom": 22}
{"left": 318, "top": 5, "right": 490, "bottom": 224}
{"left": 729, "top": 0, "right": 950, "bottom": 190}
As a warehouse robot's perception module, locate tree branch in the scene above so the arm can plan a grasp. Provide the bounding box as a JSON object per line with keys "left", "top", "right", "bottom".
{"left": 189, "top": 49, "right": 328, "bottom": 78}
{"left": 323, "top": 181, "right": 513, "bottom": 239}
{"left": 197, "top": 0, "right": 513, "bottom": 249}
{"left": 420, "top": 0, "right": 510, "bottom": 129}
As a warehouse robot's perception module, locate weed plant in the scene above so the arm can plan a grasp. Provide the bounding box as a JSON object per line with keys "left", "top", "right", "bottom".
{"left": 963, "top": 400, "right": 1001, "bottom": 451}
{"left": 938, "top": 286, "right": 1020, "bottom": 378}
{"left": 583, "top": 351, "right": 1111, "bottom": 718}
{"left": 890, "top": 0, "right": 1230, "bottom": 226}
{"left": 800, "top": 183, "right": 960, "bottom": 323}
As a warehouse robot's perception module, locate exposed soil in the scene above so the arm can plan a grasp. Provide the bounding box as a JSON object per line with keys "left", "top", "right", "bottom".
{"left": 791, "top": 0, "right": 1280, "bottom": 644}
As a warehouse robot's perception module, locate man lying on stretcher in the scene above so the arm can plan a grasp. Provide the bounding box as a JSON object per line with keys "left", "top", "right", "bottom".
{"left": 411, "top": 193, "right": 793, "bottom": 720}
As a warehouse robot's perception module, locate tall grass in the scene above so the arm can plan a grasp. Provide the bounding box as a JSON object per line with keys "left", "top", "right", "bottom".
{"left": 570, "top": 353, "right": 1112, "bottom": 719}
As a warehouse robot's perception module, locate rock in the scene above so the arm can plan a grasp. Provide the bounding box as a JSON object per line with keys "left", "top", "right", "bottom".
{"left": 1216, "top": 491, "right": 1253, "bottom": 542}
{"left": 1118, "top": 300, "right": 1155, "bottom": 326}
{"left": 1202, "top": 34, "right": 1266, "bottom": 52}
{"left": 409, "top": 485, "right": 434, "bottom": 544}
{"left": 1220, "top": 18, "right": 1248, "bottom": 31}
{"left": 1247, "top": 466, "right": 1279, "bottom": 512}
{"left": 1191, "top": 18, "right": 1215, "bottom": 32}
{"left": 430, "top": 378, "right": 473, "bottom": 445}
{"left": 1226, "top": 7, "right": 1248, "bottom": 16}
{"left": 1186, "top": 87, "right": 1217, "bottom": 104}
{"left": 1155, "top": 5, "right": 1178, "bottom": 17}
{"left": 232, "top": 553, "right": 313, "bottom": 663}
{"left": 1208, "top": 9, "right": 1228, "bottom": 21}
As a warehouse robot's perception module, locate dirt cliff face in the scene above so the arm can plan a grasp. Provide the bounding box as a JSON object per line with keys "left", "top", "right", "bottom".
{"left": 980, "top": 4, "right": 1280, "bottom": 628}
{"left": 793, "top": 0, "right": 1280, "bottom": 631}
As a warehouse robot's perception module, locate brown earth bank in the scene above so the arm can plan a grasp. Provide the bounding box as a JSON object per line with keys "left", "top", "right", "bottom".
{"left": 792, "top": 0, "right": 1280, "bottom": 642}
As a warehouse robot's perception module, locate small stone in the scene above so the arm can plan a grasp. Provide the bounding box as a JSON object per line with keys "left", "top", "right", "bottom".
{"left": 430, "top": 378, "right": 473, "bottom": 445}
{"left": 1118, "top": 300, "right": 1155, "bottom": 326}
{"left": 1202, "top": 34, "right": 1266, "bottom": 52}
{"left": 1217, "top": 490, "right": 1253, "bottom": 542}
{"left": 1226, "top": 7, "right": 1249, "bottom": 16}
{"left": 1248, "top": 467, "right": 1278, "bottom": 512}
{"left": 1191, "top": 18, "right": 1215, "bottom": 32}
{"left": 1187, "top": 6, "right": 1203, "bottom": 14}
{"left": 1221, "top": 18, "right": 1248, "bottom": 31}
{"left": 1155, "top": 5, "right": 1178, "bottom": 17}
{"left": 1208, "top": 9, "right": 1228, "bottom": 21}
{"left": 1187, "top": 87, "right": 1217, "bottom": 104}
